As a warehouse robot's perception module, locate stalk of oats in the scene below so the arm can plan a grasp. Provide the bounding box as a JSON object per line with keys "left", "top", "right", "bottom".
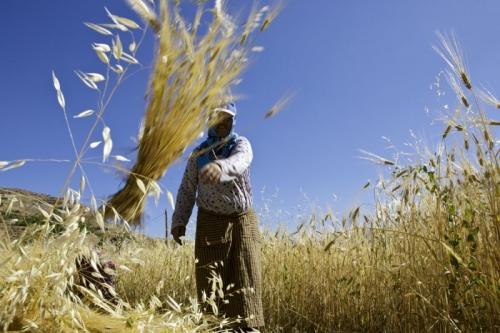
{"left": 444, "top": 69, "right": 470, "bottom": 108}
{"left": 259, "top": 0, "right": 284, "bottom": 32}
{"left": 442, "top": 106, "right": 462, "bottom": 139}
{"left": 264, "top": 93, "right": 294, "bottom": 119}
{"left": 433, "top": 30, "right": 472, "bottom": 90}
{"left": 125, "top": 0, "right": 160, "bottom": 34}
{"left": 104, "top": 0, "right": 278, "bottom": 226}
{"left": 476, "top": 86, "right": 500, "bottom": 109}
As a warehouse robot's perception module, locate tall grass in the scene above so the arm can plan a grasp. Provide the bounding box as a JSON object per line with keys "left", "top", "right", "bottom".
{"left": 107, "top": 30, "right": 500, "bottom": 332}
{"left": 0, "top": 0, "right": 282, "bottom": 331}
{"left": 1, "top": 2, "right": 500, "bottom": 333}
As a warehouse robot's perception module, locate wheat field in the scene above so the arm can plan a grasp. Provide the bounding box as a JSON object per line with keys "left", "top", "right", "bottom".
{"left": 0, "top": 1, "right": 499, "bottom": 332}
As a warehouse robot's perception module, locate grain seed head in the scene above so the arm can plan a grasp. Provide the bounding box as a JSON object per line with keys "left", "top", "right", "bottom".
{"left": 476, "top": 86, "right": 500, "bottom": 110}
{"left": 444, "top": 70, "right": 470, "bottom": 108}
{"left": 433, "top": 30, "right": 472, "bottom": 90}
{"left": 260, "top": 0, "right": 285, "bottom": 32}
{"left": 264, "top": 93, "right": 294, "bottom": 119}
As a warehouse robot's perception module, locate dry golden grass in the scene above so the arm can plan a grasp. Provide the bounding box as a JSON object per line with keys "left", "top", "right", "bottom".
{"left": 124, "top": 29, "right": 499, "bottom": 332}
{"left": 104, "top": 0, "right": 283, "bottom": 226}
{"left": 2, "top": 1, "right": 500, "bottom": 332}
{"left": 1, "top": 0, "right": 282, "bottom": 332}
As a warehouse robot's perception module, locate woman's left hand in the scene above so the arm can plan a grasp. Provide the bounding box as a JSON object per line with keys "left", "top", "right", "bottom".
{"left": 200, "top": 162, "right": 222, "bottom": 183}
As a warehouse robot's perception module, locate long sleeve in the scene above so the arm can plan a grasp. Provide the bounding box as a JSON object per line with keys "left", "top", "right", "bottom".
{"left": 196, "top": 137, "right": 254, "bottom": 213}
{"left": 172, "top": 137, "right": 254, "bottom": 225}
{"left": 215, "top": 137, "right": 253, "bottom": 182}
{"left": 171, "top": 151, "right": 199, "bottom": 229}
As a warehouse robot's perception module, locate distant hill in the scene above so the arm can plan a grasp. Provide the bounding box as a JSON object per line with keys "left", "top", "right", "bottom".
{"left": 0, "top": 187, "right": 127, "bottom": 241}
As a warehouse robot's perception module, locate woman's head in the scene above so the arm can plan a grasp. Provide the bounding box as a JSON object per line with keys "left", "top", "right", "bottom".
{"left": 198, "top": 101, "right": 239, "bottom": 168}
{"left": 209, "top": 101, "right": 237, "bottom": 138}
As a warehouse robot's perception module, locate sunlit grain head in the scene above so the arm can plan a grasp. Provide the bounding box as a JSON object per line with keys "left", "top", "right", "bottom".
{"left": 433, "top": 30, "right": 472, "bottom": 90}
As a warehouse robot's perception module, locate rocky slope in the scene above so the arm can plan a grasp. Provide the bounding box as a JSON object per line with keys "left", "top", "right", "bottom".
{"left": 0, "top": 187, "right": 125, "bottom": 241}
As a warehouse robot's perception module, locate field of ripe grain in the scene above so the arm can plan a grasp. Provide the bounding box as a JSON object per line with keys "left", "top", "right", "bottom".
{"left": 1, "top": 1, "right": 499, "bottom": 332}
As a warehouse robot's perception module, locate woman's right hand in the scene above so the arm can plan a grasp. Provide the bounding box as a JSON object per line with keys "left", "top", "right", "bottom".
{"left": 171, "top": 226, "right": 186, "bottom": 245}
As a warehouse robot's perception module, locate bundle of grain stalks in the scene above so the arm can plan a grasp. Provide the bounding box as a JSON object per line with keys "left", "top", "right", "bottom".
{"left": 104, "top": 0, "right": 281, "bottom": 226}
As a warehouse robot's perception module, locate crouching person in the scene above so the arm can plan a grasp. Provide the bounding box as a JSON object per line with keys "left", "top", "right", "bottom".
{"left": 75, "top": 248, "right": 118, "bottom": 305}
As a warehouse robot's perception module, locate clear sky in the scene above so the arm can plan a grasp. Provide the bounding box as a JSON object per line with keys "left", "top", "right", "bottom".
{"left": 2, "top": 0, "right": 500, "bottom": 238}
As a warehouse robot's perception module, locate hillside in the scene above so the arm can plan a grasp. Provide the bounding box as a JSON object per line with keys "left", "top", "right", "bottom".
{"left": 0, "top": 187, "right": 125, "bottom": 242}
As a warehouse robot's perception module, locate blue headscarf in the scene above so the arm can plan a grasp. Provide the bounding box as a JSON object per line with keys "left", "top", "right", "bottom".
{"left": 197, "top": 102, "right": 239, "bottom": 169}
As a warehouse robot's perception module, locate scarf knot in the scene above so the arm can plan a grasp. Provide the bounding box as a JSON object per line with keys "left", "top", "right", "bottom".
{"left": 197, "top": 133, "right": 239, "bottom": 169}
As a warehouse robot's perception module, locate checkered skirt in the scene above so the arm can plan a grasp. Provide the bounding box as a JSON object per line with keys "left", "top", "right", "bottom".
{"left": 195, "top": 207, "right": 264, "bottom": 328}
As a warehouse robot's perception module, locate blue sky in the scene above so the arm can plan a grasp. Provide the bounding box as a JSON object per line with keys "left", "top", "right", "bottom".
{"left": 2, "top": 0, "right": 500, "bottom": 237}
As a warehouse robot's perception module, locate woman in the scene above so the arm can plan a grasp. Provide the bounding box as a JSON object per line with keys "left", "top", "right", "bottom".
{"left": 171, "top": 101, "right": 263, "bottom": 332}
